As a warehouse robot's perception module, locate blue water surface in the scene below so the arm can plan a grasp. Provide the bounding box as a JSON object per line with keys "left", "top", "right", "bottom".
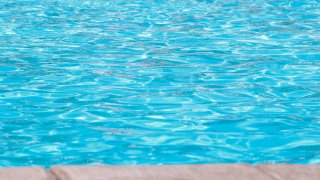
{"left": 0, "top": 0, "right": 320, "bottom": 166}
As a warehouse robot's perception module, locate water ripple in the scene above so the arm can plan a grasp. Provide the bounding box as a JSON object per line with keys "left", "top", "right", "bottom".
{"left": 0, "top": 0, "right": 319, "bottom": 166}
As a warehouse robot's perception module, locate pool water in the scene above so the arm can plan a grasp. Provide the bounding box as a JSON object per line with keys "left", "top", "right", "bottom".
{"left": 0, "top": 0, "right": 319, "bottom": 166}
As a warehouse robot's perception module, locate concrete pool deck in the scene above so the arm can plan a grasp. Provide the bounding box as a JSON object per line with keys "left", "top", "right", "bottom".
{"left": 0, "top": 164, "right": 319, "bottom": 180}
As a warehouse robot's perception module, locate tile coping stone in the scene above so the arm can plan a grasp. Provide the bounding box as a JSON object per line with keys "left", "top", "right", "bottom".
{"left": 257, "top": 164, "right": 320, "bottom": 180}
{"left": 0, "top": 167, "right": 54, "bottom": 180}
{"left": 0, "top": 164, "right": 319, "bottom": 180}
{"left": 50, "top": 164, "right": 273, "bottom": 180}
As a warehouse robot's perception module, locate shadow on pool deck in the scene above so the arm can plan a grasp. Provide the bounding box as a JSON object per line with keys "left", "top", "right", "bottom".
{"left": 0, "top": 164, "right": 319, "bottom": 180}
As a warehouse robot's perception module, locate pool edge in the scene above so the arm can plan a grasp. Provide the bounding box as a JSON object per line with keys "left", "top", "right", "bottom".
{"left": 0, "top": 164, "right": 319, "bottom": 179}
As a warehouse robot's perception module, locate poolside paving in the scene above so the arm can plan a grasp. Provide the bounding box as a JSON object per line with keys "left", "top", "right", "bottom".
{"left": 0, "top": 167, "right": 54, "bottom": 180}
{"left": 0, "top": 164, "right": 319, "bottom": 180}
{"left": 258, "top": 164, "right": 320, "bottom": 180}
{"left": 50, "top": 164, "right": 273, "bottom": 180}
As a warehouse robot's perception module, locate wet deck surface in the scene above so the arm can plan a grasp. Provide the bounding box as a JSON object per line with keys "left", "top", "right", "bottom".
{"left": 0, "top": 164, "right": 319, "bottom": 180}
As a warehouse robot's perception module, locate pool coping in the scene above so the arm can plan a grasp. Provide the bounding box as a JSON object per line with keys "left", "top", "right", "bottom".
{"left": 0, "top": 164, "right": 319, "bottom": 180}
